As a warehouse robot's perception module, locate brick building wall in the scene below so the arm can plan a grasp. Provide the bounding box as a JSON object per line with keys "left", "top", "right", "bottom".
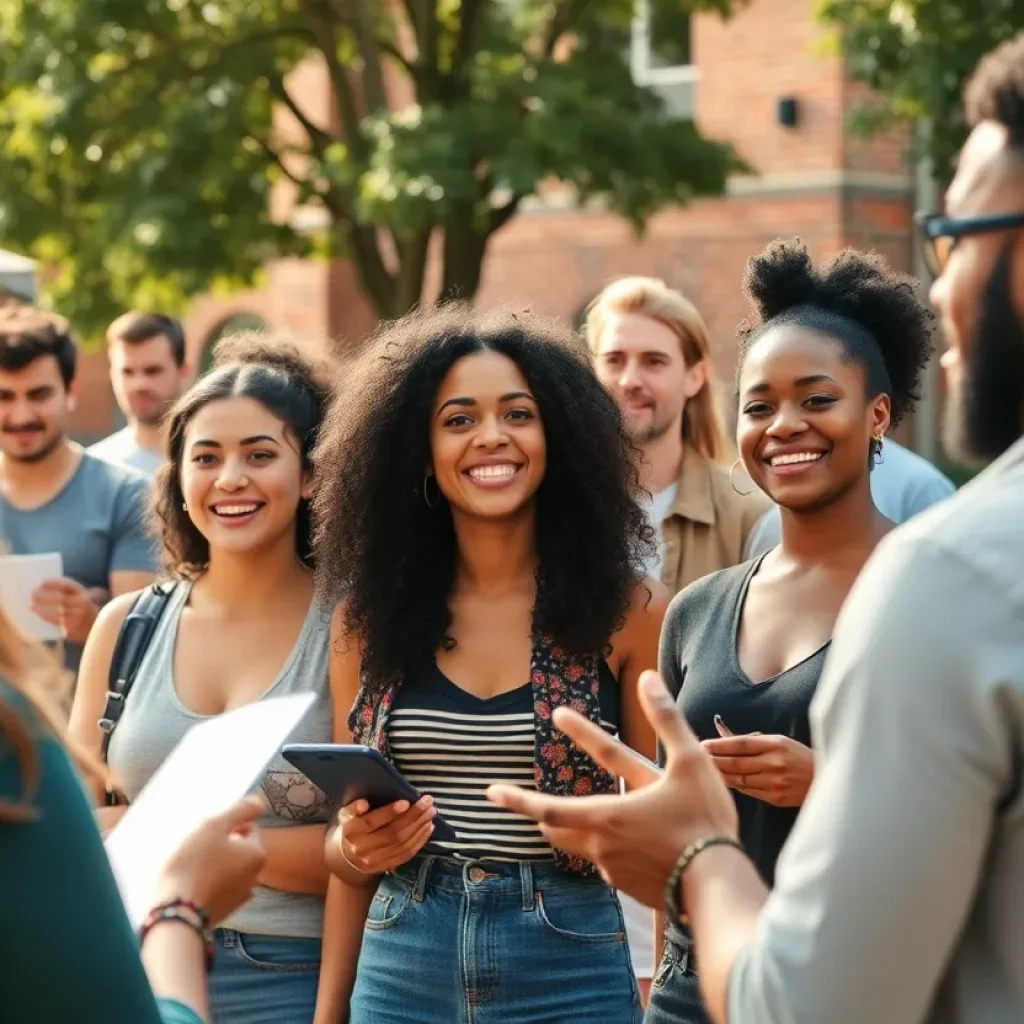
{"left": 73, "top": 0, "right": 927, "bottom": 448}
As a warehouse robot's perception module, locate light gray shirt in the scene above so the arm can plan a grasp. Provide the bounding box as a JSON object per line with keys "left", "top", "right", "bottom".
{"left": 0, "top": 453, "right": 156, "bottom": 671}
{"left": 744, "top": 440, "right": 955, "bottom": 559}
{"left": 728, "top": 435, "right": 1024, "bottom": 1024}
{"left": 107, "top": 581, "right": 334, "bottom": 939}
{"left": 88, "top": 427, "right": 163, "bottom": 476}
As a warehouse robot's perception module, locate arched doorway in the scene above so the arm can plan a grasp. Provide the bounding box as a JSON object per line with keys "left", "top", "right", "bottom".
{"left": 199, "top": 313, "right": 268, "bottom": 374}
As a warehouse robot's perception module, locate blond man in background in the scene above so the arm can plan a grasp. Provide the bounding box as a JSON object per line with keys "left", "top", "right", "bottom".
{"left": 585, "top": 277, "right": 768, "bottom": 997}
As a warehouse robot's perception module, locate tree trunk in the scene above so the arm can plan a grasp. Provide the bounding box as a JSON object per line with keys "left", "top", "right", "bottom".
{"left": 345, "top": 207, "right": 491, "bottom": 322}
{"left": 394, "top": 228, "right": 431, "bottom": 315}
{"left": 439, "top": 203, "right": 489, "bottom": 305}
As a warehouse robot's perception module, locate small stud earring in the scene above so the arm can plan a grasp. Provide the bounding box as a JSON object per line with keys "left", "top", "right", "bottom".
{"left": 182, "top": 501, "right": 188, "bottom": 511}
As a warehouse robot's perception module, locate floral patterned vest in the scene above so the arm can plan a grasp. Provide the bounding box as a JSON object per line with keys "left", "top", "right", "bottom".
{"left": 349, "top": 631, "right": 617, "bottom": 875}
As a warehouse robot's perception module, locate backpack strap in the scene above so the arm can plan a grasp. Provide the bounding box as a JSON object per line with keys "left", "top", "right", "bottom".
{"left": 99, "top": 582, "right": 174, "bottom": 764}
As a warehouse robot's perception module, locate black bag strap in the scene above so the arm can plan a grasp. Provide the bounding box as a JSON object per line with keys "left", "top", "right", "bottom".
{"left": 99, "top": 583, "right": 174, "bottom": 764}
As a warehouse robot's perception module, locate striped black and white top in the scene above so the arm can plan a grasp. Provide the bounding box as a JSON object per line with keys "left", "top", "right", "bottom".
{"left": 389, "top": 663, "right": 619, "bottom": 862}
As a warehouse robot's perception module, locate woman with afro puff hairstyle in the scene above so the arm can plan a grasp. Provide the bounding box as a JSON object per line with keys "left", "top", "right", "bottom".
{"left": 646, "top": 240, "right": 934, "bottom": 1024}
{"left": 313, "top": 305, "right": 668, "bottom": 1024}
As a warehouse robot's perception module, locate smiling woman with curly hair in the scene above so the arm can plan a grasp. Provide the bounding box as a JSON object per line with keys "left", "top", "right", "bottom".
{"left": 314, "top": 304, "right": 668, "bottom": 1024}
{"left": 69, "top": 334, "right": 341, "bottom": 1024}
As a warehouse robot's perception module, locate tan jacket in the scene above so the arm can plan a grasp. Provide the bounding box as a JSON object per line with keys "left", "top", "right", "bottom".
{"left": 659, "top": 449, "right": 770, "bottom": 597}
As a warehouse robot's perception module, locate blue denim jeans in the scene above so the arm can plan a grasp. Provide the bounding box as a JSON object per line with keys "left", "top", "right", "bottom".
{"left": 644, "top": 935, "right": 706, "bottom": 1024}
{"left": 350, "top": 855, "right": 643, "bottom": 1024}
{"left": 208, "top": 929, "right": 321, "bottom": 1024}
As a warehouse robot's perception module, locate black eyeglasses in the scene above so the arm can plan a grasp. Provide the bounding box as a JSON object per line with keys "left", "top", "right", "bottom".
{"left": 914, "top": 211, "right": 1024, "bottom": 277}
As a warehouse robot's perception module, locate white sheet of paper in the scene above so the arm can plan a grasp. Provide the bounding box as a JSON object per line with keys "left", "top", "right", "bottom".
{"left": 0, "top": 552, "right": 63, "bottom": 641}
{"left": 105, "top": 691, "right": 316, "bottom": 928}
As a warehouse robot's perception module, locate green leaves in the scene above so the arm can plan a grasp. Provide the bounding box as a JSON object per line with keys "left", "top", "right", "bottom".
{"left": 818, "top": 0, "right": 1024, "bottom": 177}
{"left": 0, "top": 0, "right": 739, "bottom": 332}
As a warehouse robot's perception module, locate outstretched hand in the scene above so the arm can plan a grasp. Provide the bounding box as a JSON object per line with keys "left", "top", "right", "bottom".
{"left": 487, "top": 670, "right": 738, "bottom": 909}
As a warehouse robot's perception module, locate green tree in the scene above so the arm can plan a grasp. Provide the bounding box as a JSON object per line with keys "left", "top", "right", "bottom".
{"left": 0, "top": 1, "right": 738, "bottom": 334}
{"left": 818, "top": 0, "right": 1024, "bottom": 178}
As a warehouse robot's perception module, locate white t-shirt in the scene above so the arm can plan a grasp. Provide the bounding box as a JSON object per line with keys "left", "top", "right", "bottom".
{"left": 621, "top": 482, "right": 678, "bottom": 979}
{"left": 88, "top": 427, "right": 162, "bottom": 476}
{"left": 639, "top": 483, "right": 679, "bottom": 581}
{"left": 621, "top": 867, "right": 656, "bottom": 978}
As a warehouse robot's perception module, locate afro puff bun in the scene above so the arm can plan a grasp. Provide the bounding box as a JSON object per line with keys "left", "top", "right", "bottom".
{"left": 737, "top": 240, "right": 934, "bottom": 427}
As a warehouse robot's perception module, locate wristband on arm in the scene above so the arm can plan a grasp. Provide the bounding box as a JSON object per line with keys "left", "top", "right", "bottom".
{"left": 139, "top": 898, "right": 215, "bottom": 972}
{"left": 664, "top": 835, "right": 746, "bottom": 924}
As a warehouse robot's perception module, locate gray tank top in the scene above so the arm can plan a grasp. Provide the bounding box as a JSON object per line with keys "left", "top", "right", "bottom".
{"left": 107, "top": 581, "right": 333, "bottom": 938}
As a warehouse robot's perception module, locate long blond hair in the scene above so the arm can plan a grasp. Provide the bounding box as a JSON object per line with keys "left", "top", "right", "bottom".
{"left": 0, "top": 607, "right": 106, "bottom": 822}
{"left": 585, "top": 277, "right": 729, "bottom": 462}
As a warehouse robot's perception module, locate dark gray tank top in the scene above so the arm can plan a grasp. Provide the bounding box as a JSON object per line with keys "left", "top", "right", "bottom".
{"left": 661, "top": 556, "right": 828, "bottom": 913}
{"left": 107, "top": 581, "right": 333, "bottom": 938}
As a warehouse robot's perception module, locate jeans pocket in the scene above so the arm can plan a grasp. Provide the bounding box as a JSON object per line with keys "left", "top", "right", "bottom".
{"left": 535, "top": 885, "right": 625, "bottom": 944}
{"left": 231, "top": 933, "right": 322, "bottom": 973}
{"left": 365, "top": 876, "right": 414, "bottom": 931}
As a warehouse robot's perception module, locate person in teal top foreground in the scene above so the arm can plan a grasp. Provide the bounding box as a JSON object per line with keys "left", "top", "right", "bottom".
{"left": 0, "top": 604, "right": 266, "bottom": 1023}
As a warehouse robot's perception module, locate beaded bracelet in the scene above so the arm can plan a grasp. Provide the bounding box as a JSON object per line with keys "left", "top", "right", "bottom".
{"left": 139, "top": 898, "right": 215, "bottom": 972}
{"left": 664, "top": 835, "right": 746, "bottom": 924}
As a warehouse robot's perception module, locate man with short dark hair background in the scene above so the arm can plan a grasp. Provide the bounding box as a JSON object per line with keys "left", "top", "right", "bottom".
{"left": 490, "top": 32, "right": 1024, "bottom": 1024}
{"left": 89, "top": 311, "right": 190, "bottom": 475}
{"left": 0, "top": 308, "right": 155, "bottom": 672}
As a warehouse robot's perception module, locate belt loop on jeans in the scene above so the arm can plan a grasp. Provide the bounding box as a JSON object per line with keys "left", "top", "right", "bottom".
{"left": 519, "top": 861, "right": 535, "bottom": 911}
{"left": 220, "top": 929, "right": 237, "bottom": 949}
{"left": 412, "top": 855, "right": 435, "bottom": 902}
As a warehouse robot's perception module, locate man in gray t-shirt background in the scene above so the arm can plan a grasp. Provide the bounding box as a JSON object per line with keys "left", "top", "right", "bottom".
{"left": 0, "top": 306, "right": 156, "bottom": 672}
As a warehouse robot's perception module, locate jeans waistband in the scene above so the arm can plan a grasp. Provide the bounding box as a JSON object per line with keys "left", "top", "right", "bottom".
{"left": 389, "top": 855, "right": 608, "bottom": 906}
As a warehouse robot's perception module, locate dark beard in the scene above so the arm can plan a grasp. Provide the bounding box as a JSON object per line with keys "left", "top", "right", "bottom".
{"left": 944, "top": 244, "right": 1024, "bottom": 464}
{"left": 1, "top": 431, "right": 63, "bottom": 464}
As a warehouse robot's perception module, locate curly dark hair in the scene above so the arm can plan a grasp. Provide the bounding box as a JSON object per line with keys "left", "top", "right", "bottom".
{"left": 313, "top": 305, "right": 654, "bottom": 695}
{"left": 966, "top": 32, "right": 1024, "bottom": 145}
{"left": 737, "top": 239, "right": 934, "bottom": 428}
{"left": 153, "top": 332, "right": 333, "bottom": 577}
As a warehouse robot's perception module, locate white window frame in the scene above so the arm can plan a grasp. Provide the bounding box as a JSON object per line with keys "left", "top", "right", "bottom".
{"left": 630, "top": 0, "right": 698, "bottom": 88}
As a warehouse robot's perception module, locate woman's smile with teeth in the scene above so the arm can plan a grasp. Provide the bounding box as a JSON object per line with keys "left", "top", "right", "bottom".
{"left": 769, "top": 452, "right": 824, "bottom": 467}
{"left": 212, "top": 502, "right": 262, "bottom": 517}
{"left": 466, "top": 463, "right": 520, "bottom": 484}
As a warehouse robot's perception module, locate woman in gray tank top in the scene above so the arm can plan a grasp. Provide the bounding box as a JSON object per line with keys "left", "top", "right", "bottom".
{"left": 640, "top": 242, "right": 937, "bottom": 1024}
{"left": 70, "top": 336, "right": 339, "bottom": 1024}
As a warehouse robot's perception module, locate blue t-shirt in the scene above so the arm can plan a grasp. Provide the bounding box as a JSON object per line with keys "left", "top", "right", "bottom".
{"left": 744, "top": 441, "right": 956, "bottom": 559}
{"left": 0, "top": 452, "right": 157, "bottom": 670}
{"left": 89, "top": 427, "right": 163, "bottom": 476}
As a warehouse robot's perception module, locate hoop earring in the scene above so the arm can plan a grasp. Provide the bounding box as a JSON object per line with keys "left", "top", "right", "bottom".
{"left": 422, "top": 474, "right": 440, "bottom": 508}
{"left": 729, "top": 459, "right": 756, "bottom": 497}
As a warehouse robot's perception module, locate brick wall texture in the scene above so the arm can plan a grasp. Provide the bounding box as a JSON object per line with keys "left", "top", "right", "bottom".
{"left": 74, "top": 0, "right": 921, "bottom": 443}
